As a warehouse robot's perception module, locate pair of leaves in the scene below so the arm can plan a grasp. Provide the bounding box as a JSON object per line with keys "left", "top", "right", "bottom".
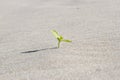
{"left": 51, "top": 30, "right": 72, "bottom": 48}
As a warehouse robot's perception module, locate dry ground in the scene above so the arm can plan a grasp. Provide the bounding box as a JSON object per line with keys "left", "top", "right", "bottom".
{"left": 0, "top": 0, "right": 120, "bottom": 80}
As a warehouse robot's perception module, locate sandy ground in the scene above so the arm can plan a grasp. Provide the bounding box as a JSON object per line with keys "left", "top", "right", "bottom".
{"left": 0, "top": 0, "right": 120, "bottom": 80}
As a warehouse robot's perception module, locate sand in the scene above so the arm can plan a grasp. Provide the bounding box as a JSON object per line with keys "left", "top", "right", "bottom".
{"left": 0, "top": 0, "right": 120, "bottom": 80}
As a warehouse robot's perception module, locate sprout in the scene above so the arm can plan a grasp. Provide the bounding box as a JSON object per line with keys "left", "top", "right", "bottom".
{"left": 51, "top": 30, "right": 72, "bottom": 48}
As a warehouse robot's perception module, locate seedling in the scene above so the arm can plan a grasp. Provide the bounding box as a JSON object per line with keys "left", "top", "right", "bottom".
{"left": 51, "top": 30, "right": 72, "bottom": 48}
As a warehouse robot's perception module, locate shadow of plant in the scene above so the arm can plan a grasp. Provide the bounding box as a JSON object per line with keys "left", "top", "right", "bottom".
{"left": 21, "top": 47, "right": 58, "bottom": 54}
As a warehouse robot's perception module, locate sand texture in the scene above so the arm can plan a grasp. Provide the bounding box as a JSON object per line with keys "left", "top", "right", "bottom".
{"left": 0, "top": 0, "right": 120, "bottom": 80}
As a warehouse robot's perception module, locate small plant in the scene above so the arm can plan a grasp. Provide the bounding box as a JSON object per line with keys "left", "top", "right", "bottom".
{"left": 51, "top": 30, "right": 72, "bottom": 48}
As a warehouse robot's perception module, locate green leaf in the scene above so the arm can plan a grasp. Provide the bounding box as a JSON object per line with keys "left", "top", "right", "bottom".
{"left": 59, "top": 35, "right": 63, "bottom": 40}
{"left": 62, "top": 39, "right": 72, "bottom": 42}
{"left": 51, "top": 30, "right": 60, "bottom": 38}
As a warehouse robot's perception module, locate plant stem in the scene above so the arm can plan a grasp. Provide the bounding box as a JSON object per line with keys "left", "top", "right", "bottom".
{"left": 58, "top": 41, "right": 60, "bottom": 48}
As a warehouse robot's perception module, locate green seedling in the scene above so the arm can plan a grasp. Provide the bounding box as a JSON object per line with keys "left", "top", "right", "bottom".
{"left": 51, "top": 30, "right": 72, "bottom": 48}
